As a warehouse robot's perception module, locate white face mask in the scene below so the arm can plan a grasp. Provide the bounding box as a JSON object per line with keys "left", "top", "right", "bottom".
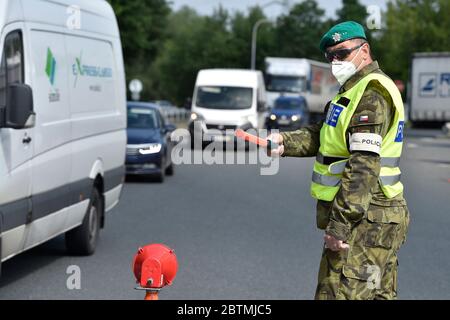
{"left": 331, "top": 46, "right": 363, "bottom": 85}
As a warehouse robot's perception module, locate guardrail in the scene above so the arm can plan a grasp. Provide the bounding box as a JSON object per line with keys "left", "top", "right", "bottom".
{"left": 160, "top": 107, "right": 190, "bottom": 123}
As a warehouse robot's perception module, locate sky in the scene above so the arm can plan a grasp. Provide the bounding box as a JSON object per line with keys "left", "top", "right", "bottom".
{"left": 168, "top": 0, "right": 389, "bottom": 19}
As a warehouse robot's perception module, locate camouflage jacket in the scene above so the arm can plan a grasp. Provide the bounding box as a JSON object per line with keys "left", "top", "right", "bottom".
{"left": 280, "top": 61, "right": 406, "bottom": 242}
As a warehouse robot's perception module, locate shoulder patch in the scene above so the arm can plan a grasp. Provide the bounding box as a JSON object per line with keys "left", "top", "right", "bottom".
{"left": 325, "top": 103, "right": 344, "bottom": 127}
{"left": 395, "top": 121, "right": 405, "bottom": 142}
{"left": 336, "top": 97, "right": 351, "bottom": 107}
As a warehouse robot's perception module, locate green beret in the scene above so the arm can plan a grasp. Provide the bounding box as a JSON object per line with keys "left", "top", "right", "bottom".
{"left": 319, "top": 21, "right": 367, "bottom": 52}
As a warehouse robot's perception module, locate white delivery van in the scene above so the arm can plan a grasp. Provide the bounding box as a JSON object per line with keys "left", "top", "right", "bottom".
{"left": 264, "top": 57, "right": 339, "bottom": 122}
{"left": 0, "top": 0, "right": 127, "bottom": 272}
{"left": 189, "top": 68, "right": 267, "bottom": 145}
{"left": 409, "top": 52, "right": 450, "bottom": 125}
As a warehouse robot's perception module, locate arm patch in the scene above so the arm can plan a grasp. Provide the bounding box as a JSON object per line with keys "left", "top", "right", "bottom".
{"left": 350, "top": 133, "right": 382, "bottom": 155}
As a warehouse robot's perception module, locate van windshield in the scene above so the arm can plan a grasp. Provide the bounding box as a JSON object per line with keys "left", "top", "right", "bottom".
{"left": 266, "top": 75, "right": 305, "bottom": 93}
{"left": 127, "top": 108, "right": 158, "bottom": 129}
{"left": 196, "top": 86, "right": 253, "bottom": 109}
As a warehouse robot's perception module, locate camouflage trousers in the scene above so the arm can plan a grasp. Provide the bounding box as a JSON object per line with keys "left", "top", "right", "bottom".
{"left": 315, "top": 204, "right": 410, "bottom": 300}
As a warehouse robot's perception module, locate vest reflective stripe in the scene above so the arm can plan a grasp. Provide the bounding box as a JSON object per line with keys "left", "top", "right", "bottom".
{"left": 313, "top": 171, "right": 401, "bottom": 187}
{"left": 316, "top": 152, "right": 400, "bottom": 167}
{"left": 312, "top": 172, "right": 341, "bottom": 187}
{"left": 329, "top": 161, "right": 348, "bottom": 174}
{"left": 311, "top": 72, "right": 405, "bottom": 201}
{"left": 381, "top": 157, "right": 401, "bottom": 167}
{"left": 379, "top": 174, "right": 401, "bottom": 186}
{"left": 316, "top": 155, "right": 401, "bottom": 175}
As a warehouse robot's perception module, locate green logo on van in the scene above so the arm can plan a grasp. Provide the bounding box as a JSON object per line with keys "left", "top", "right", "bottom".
{"left": 45, "top": 48, "right": 56, "bottom": 85}
{"left": 76, "top": 55, "right": 84, "bottom": 76}
{"left": 72, "top": 51, "right": 113, "bottom": 88}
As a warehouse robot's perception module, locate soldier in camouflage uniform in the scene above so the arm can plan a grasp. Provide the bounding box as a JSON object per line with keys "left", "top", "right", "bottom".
{"left": 268, "top": 21, "right": 410, "bottom": 300}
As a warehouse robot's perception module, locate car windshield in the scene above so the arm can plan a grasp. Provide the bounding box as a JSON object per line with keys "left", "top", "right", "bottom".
{"left": 266, "top": 75, "right": 305, "bottom": 93}
{"left": 275, "top": 99, "right": 303, "bottom": 110}
{"left": 127, "top": 107, "right": 158, "bottom": 129}
{"left": 153, "top": 100, "right": 172, "bottom": 107}
{"left": 196, "top": 86, "right": 253, "bottom": 109}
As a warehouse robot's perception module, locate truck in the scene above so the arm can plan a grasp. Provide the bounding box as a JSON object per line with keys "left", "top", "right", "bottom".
{"left": 0, "top": 0, "right": 127, "bottom": 274}
{"left": 409, "top": 52, "right": 450, "bottom": 125}
{"left": 264, "top": 57, "right": 339, "bottom": 122}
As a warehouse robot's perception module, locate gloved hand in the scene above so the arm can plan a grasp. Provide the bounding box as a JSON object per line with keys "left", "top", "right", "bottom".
{"left": 266, "top": 133, "right": 285, "bottom": 157}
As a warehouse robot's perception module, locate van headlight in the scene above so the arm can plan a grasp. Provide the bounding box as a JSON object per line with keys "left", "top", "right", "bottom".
{"left": 270, "top": 114, "right": 277, "bottom": 121}
{"left": 191, "top": 112, "right": 204, "bottom": 121}
{"left": 139, "top": 143, "right": 162, "bottom": 155}
{"left": 291, "top": 115, "right": 301, "bottom": 122}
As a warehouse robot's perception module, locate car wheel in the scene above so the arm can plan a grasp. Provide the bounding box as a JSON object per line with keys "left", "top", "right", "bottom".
{"left": 165, "top": 162, "right": 174, "bottom": 176}
{"left": 156, "top": 158, "right": 165, "bottom": 183}
{"left": 65, "top": 187, "right": 102, "bottom": 256}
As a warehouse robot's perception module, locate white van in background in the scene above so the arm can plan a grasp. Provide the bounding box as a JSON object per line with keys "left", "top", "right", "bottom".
{"left": 189, "top": 68, "right": 267, "bottom": 146}
{"left": 0, "top": 0, "right": 127, "bottom": 272}
{"left": 264, "top": 57, "right": 339, "bottom": 122}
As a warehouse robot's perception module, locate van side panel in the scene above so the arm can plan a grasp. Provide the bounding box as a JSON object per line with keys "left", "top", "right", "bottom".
{"left": 24, "top": 29, "right": 72, "bottom": 249}
{"left": 1, "top": 0, "right": 126, "bottom": 262}
{"left": 0, "top": 21, "right": 33, "bottom": 261}
{"left": 65, "top": 34, "right": 125, "bottom": 217}
{"left": 28, "top": 30, "right": 72, "bottom": 195}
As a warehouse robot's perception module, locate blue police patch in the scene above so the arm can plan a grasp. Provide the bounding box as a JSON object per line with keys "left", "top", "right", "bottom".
{"left": 325, "top": 104, "right": 344, "bottom": 127}
{"left": 395, "top": 121, "right": 404, "bottom": 142}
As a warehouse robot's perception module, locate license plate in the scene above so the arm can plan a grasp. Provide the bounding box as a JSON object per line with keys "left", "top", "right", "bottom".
{"left": 213, "top": 135, "right": 231, "bottom": 142}
{"left": 278, "top": 119, "right": 290, "bottom": 125}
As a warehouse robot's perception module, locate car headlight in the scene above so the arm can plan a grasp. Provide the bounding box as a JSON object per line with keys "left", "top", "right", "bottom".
{"left": 139, "top": 143, "right": 162, "bottom": 155}
{"left": 270, "top": 114, "right": 277, "bottom": 121}
{"left": 291, "top": 115, "right": 301, "bottom": 122}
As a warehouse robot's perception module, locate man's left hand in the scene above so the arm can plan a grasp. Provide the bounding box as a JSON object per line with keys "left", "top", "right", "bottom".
{"left": 324, "top": 234, "right": 350, "bottom": 252}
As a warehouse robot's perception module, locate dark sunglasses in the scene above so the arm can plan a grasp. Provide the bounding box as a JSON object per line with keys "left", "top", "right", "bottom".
{"left": 325, "top": 42, "right": 366, "bottom": 62}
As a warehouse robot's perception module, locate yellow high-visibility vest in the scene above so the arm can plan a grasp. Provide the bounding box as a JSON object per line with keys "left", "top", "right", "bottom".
{"left": 311, "top": 73, "right": 405, "bottom": 201}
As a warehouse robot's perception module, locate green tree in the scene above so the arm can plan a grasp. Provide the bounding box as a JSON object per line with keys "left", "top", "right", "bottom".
{"left": 107, "top": 0, "right": 170, "bottom": 100}
{"left": 229, "top": 6, "right": 274, "bottom": 70}
{"left": 154, "top": 6, "right": 236, "bottom": 105}
{"left": 334, "top": 0, "right": 374, "bottom": 45}
{"left": 378, "top": 0, "right": 450, "bottom": 83}
{"left": 274, "top": 0, "right": 330, "bottom": 61}
{"left": 336, "top": 0, "right": 368, "bottom": 25}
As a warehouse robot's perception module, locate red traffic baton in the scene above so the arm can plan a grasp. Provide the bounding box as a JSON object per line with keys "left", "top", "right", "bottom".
{"left": 234, "top": 129, "right": 279, "bottom": 149}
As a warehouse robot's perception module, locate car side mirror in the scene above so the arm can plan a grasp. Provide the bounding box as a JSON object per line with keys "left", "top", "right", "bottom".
{"left": 0, "top": 83, "right": 35, "bottom": 129}
{"left": 165, "top": 123, "right": 176, "bottom": 132}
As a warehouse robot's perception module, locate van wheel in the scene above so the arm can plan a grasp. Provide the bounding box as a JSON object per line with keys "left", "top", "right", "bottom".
{"left": 65, "top": 188, "right": 102, "bottom": 256}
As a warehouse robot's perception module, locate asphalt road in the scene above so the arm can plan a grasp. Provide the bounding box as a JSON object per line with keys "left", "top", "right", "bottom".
{"left": 0, "top": 128, "right": 449, "bottom": 300}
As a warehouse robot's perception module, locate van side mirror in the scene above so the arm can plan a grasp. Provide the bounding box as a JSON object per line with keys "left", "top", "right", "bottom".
{"left": 306, "top": 80, "right": 311, "bottom": 92}
{"left": 0, "top": 83, "right": 35, "bottom": 129}
{"left": 257, "top": 101, "right": 268, "bottom": 112}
